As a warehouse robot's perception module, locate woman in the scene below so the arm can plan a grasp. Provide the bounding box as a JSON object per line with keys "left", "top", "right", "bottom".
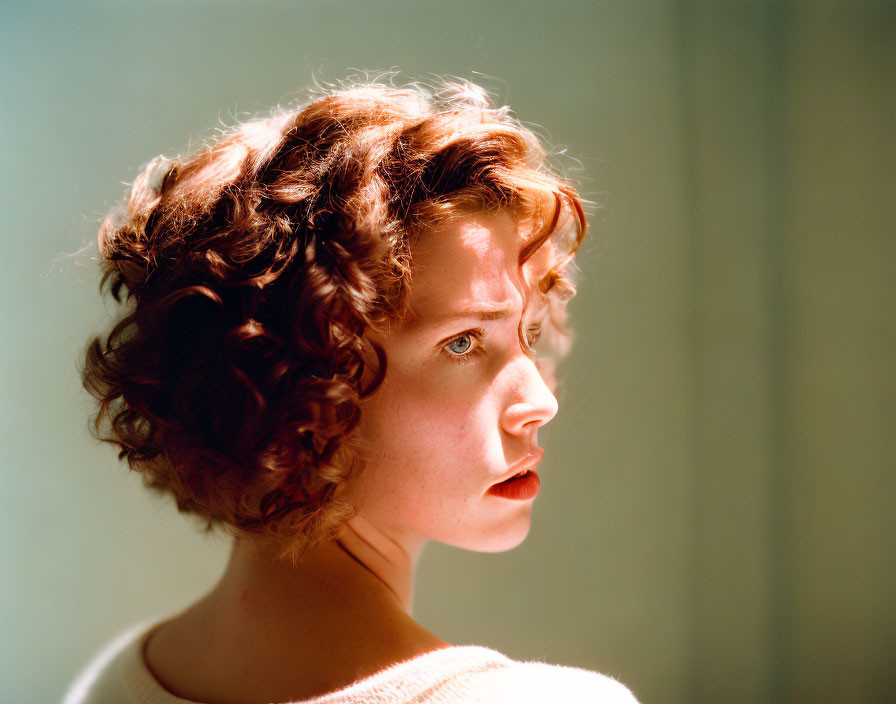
{"left": 65, "top": 75, "right": 639, "bottom": 704}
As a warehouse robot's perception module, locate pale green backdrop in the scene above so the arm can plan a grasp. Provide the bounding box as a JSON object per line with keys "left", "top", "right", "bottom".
{"left": 1, "top": 1, "right": 893, "bottom": 703}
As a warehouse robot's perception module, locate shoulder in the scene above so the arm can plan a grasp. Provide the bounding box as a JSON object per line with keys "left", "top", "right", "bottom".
{"left": 428, "top": 649, "right": 640, "bottom": 704}
{"left": 62, "top": 618, "right": 161, "bottom": 704}
{"left": 507, "top": 659, "right": 640, "bottom": 703}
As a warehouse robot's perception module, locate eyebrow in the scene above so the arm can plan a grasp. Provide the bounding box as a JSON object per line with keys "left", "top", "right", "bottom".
{"left": 419, "top": 304, "right": 517, "bottom": 329}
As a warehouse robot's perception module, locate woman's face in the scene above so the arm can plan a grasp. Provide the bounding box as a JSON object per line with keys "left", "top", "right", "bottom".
{"left": 344, "top": 210, "right": 560, "bottom": 553}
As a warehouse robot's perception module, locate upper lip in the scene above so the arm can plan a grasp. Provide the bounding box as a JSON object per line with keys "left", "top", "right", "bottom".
{"left": 495, "top": 447, "right": 544, "bottom": 484}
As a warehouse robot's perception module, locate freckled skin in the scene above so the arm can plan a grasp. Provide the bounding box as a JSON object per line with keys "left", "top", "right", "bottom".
{"left": 342, "top": 209, "right": 559, "bottom": 555}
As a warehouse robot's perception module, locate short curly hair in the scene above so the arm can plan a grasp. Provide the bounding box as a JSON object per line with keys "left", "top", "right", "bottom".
{"left": 80, "top": 74, "right": 589, "bottom": 561}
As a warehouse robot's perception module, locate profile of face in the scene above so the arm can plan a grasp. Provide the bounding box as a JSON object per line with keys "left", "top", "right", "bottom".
{"left": 343, "top": 210, "right": 560, "bottom": 554}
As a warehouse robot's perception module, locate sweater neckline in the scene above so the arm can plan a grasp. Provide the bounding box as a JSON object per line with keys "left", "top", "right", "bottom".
{"left": 118, "top": 617, "right": 514, "bottom": 704}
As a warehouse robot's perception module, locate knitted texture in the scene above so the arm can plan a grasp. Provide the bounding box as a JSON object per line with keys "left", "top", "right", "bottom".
{"left": 63, "top": 619, "right": 639, "bottom": 704}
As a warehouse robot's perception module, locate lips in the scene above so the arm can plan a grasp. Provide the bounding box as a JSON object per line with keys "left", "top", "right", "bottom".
{"left": 494, "top": 447, "right": 544, "bottom": 485}
{"left": 488, "top": 467, "right": 542, "bottom": 500}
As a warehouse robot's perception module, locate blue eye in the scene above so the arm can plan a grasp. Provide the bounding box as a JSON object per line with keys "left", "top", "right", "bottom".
{"left": 442, "top": 329, "right": 484, "bottom": 364}
{"left": 447, "top": 336, "right": 472, "bottom": 354}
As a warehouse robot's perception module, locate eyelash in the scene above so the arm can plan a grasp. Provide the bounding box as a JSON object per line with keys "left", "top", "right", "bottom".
{"left": 442, "top": 326, "right": 543, "bottom": 365}
{"left": 442, "top": 328, "right": 486, "bottom": 365}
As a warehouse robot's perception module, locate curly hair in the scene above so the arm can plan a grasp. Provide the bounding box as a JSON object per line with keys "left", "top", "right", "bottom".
{"left": 80, "top": 74, "right": 589, "bottom": 562}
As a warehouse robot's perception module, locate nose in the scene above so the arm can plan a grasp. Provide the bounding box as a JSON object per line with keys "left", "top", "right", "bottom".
{"left": 500, "top": 353, "right": 560, "bottom": 437}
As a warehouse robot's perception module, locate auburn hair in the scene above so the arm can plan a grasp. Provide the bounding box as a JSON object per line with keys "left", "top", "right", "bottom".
{"left": 80, "top": 75, "right": 589, "bottom": 562}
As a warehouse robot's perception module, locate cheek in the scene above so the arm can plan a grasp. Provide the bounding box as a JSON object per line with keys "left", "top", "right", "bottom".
{"left": 358, "top": 362, "right": 494, "bottom": 472}
{"left": 362, "top": 372, "right": 470, "bottom": 451}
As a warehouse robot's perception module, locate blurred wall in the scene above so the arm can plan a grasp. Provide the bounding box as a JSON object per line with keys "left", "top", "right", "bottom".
{"left": 1, "top": 1, "right": 893, "bottom": 703}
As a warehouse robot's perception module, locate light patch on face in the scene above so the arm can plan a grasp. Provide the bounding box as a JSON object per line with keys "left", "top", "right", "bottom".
{"left": 343, "top": 210, "right": 560, "bottom": 555}
{"left": 400, "top": 211, "right": 549, "bottom": 339}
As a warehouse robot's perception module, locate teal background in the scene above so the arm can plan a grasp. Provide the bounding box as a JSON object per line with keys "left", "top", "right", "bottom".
{"left": 1, "top": 1, "right": 893, "bottom": 702}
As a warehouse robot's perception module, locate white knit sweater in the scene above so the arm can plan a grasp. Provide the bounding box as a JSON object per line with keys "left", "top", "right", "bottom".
{"left": 63, "top": 618, "right": 640, "bottom": 704}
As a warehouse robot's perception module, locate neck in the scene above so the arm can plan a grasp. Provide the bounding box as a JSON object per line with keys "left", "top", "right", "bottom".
{"left": 143, "top": 521, "right": 449, "bottom": 703}
{"left": 333, "top": 513, "right": 428, "bottom": 614}
{"left": 205, "top": 515, "right": 429, "bottom": 629}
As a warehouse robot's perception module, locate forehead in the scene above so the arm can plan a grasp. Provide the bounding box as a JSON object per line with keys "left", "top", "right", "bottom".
{"left": 400, "top": 211, "right": 554, "bottom": 331}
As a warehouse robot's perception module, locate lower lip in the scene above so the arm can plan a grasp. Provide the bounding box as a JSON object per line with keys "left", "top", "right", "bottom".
{"left": 487, "top": 470, "right": 541, "bottom": 500}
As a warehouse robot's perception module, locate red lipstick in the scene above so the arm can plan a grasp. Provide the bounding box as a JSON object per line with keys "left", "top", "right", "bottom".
{"left": 487, "top": 469, "right": 541, "bottom": 500}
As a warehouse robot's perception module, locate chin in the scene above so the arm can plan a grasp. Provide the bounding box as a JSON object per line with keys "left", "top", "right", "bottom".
{"left": 442, "top": 515, "right": 533, "bottom": 554}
